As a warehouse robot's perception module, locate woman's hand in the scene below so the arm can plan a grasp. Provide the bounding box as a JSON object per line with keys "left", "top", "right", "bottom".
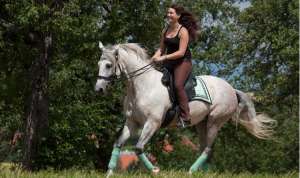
{"left": 152, "top": 55, "right": 167, "bottom": 63}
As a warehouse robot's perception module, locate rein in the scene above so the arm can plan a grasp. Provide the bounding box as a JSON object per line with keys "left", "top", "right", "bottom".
{"left": 97, "top": 62, "right": 155, "bottom": 82}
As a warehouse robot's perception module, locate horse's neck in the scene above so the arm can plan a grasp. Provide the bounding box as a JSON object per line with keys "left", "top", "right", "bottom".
{"left": 122, "top": 57, "right": 162, "bottom": 98}
{"left": 122, "top": 55, "right": 150, "bottom": 74}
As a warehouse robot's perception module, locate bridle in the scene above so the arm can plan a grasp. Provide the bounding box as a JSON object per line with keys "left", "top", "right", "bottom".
{"left": 97, "top": 50, "right": 155, "bottom": 82}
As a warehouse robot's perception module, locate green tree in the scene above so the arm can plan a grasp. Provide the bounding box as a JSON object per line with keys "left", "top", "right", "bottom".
{"left": 211, "top": 0, "right": 299, "bottom": 173}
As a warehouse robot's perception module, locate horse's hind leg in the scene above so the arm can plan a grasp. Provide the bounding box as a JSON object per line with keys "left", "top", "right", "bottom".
{"left": 196, "top": 119, "right": 207, "bottom": 153}
{"left": 195, "top": 119, "right": 209, "bottom": 171}
{"left": 190, "top": 112, "right": 231, "bottom": 173}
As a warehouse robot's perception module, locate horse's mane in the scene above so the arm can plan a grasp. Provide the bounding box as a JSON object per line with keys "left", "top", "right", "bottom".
{"left": 118, "top": 43, "right": 150, "bottom": 62}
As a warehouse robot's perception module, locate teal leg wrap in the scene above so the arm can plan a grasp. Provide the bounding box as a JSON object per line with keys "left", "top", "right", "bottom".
{"left": 108, "top": 147, "right": 121, "bottom": 170}
{"left": 138, "top": 153, "right": 155, "bottom": 171}
{"left": 189, "top": 152, "right": 208, "bottom": 173}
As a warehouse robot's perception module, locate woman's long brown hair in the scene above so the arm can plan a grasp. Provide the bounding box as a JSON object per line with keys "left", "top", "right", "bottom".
{"left": 170, "top": 4, "right": 198, "bottom": 41}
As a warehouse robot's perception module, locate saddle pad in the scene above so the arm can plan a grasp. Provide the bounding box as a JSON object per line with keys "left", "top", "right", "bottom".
{"left": 192, "top": 76, "right": 212, "bottom": 104}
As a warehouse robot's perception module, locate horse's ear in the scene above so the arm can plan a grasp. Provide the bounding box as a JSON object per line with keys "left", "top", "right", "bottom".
{"left": 113, "top": 48, "right": 119, "bottom": 61}
{"left": 114, "top": 47, "right": 124, "bottom": 77}
{"left": 98, "top": 41, "right": 104, "bottom": 51}
{"left": 115, "top": 63, "right": 122, "bottom": 77}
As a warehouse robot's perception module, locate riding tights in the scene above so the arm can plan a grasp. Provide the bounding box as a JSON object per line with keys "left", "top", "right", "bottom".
{"left": 171, "top": 59, "right": 192, "bottom": 120}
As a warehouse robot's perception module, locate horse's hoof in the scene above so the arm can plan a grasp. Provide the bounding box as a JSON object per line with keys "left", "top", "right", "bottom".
{"left": 188, "top": 169, "right": 193, "bottom": 175}
{"left": 152, "top": 166, "right": 160, "bottom": 175}
{"left": 106, "top": 169, "right": 114, "bottom": 178}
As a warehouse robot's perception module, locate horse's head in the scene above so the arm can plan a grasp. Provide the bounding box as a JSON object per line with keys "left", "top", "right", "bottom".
{"left": 95, "top": 42, "right": 151, "bottom": 94}
{"left": 95, "top": 42, "right": 123, "bottom": 93}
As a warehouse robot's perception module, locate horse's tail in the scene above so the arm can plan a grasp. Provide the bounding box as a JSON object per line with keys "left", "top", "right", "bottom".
{"left": 232, "top": 90, "right": 277, "bottom": 139}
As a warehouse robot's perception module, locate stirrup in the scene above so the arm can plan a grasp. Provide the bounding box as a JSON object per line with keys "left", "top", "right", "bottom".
{"left": 177, "top": 117, "right": 191, "bottom": 128}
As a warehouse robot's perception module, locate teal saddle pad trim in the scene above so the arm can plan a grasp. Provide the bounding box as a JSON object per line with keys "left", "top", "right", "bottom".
{"left": 192, "top": 76, "right": 212, "bottom": 104}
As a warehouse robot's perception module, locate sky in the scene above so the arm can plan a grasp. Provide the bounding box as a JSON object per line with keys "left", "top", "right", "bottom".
{"left": 234, "top": 1, "right": 252, "bottom": 11}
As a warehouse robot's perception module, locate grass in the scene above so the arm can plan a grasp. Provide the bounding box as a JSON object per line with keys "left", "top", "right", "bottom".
{"left": 0, "top": 163, "right": 298, "bottom": 178}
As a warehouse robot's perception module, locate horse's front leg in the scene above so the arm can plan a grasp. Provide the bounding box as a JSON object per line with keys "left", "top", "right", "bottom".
{"left": 135, "top": 119, "right": 161, "bottom": 174}
{"left": 106, "top": 120, "right": 137, "bottom": 177}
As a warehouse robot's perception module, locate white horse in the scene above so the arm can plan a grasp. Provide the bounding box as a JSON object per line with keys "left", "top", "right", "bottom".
{"left": 95, "top": 42, "right": 276, "bottom": 177}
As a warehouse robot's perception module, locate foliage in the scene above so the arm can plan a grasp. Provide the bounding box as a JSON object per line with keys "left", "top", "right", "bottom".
{"left": 148, "top": 129, "right": 197, "bottom": 170}
{"left": 212, "top": 0, "right": 299, "bottom": 172}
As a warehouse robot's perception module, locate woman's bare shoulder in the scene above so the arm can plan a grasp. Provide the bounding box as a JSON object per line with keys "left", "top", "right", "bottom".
{"left": 179, "top": 26, "right": 189, "bottom": 37}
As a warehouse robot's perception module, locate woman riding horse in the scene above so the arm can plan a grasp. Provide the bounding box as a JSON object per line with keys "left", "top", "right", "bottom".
{"left": 151, "top": 4, "right": 198, "bottom": 126}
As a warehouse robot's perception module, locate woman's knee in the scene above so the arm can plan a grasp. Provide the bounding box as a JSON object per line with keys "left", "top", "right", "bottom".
{"left": 174, "top": 81, "right": 184, "bottom": 91}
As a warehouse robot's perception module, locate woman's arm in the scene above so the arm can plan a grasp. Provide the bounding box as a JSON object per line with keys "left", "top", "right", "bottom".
{"left": 151, "top": 29, "right": 166, "bottom": 60}
{"left": 158, "top": 27, "right": 189, "bottom": 61}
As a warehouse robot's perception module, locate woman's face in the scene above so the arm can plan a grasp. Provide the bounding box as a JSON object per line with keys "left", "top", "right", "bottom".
{"left": 166, "top": 8, "right": 180, "bottom": 24}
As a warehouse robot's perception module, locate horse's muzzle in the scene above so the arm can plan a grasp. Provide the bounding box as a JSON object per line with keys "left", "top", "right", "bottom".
{"left": 97, "top": 87, "right": 104, "bottom": 93}
{"left": 95, "top": 84, "right": 104, "bottom": 93}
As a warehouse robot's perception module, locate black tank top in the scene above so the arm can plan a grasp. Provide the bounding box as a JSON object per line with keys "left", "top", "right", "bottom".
{"left": 163, "top": 25, "right": 192, "bottom": 68}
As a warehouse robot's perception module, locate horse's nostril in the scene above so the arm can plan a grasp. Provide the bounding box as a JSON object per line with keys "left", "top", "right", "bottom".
{"left": 95, "top": 86, "right": 104, "bottom": 93}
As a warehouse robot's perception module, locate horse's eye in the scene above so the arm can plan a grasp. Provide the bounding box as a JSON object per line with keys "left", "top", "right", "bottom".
{"left": 106, "top": 63, "right": 112, "bottom": 69}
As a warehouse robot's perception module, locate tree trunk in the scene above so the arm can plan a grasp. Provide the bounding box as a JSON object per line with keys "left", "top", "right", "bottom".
{"left": 23, "top": 34, "right": 52, "bottom": 170}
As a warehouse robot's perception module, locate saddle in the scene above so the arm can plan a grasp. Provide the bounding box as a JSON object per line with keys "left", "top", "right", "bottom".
{"left": 160, "top": 68, "right": 196, "bottom": 128}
